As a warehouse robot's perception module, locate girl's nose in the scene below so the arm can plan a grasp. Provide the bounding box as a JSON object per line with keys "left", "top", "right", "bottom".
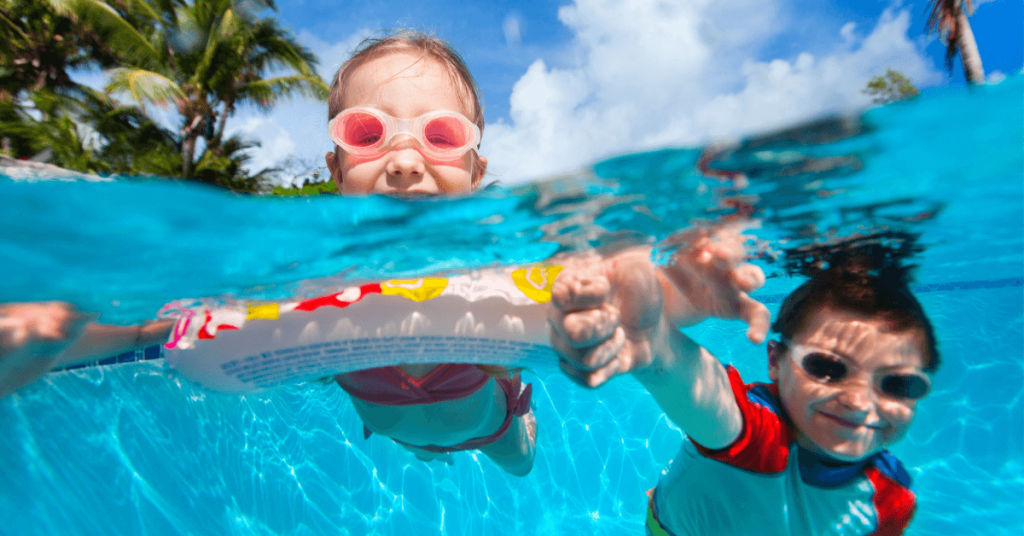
{"left": 385, "top": 139, "right": 425, "bottom": 179}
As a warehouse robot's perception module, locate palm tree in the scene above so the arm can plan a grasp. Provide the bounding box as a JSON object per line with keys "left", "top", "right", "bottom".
{"left": 105, "top": 0, "right": 328, "bottom": 179}
{"left": 0, "top": 0, "right": 163, "bottom": 102}
{"left": 0, "top": 0, "right": 173, "bottom": 159}
{"left": 0, "top": 87, "right": 179, "bottom": 175}
{"left": 926, "top": 0, "right": 985, "bottom": 84}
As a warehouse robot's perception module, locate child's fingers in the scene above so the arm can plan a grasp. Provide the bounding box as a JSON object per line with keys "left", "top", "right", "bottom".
{"left": 551, "top": 269, "right": 611, "bottom": 313}
{"left": 558, "top": 358, "right": 595, "bottom": 387}
{"left": 0, "top": 302, "right": 88, "bottom": 341}
{"left": 557, "top": 352, "right": 622, "bottom": 389}
{"left": 552, "top": 326, "right": 626, "bottom": 372}
{"left": 548, "top": 304, "right": 621, "bottom": 349}
{"left": 579, "top": 357, "right": 624, "bottom": 388}
{"left": 739, "top": 296, "right": 771, "bottom": 345}
{"left": 730, "top": 264, "right": 766, "bottom": 294}
{"left": 0, "top": 317, "right": 30, "bottom": 348}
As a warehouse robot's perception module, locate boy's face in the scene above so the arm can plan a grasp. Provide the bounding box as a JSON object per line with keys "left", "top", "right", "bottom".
{"left": 325, "top": 51, "right": 486, "bottom": 196}
{"left": 769, "top": 306, "right": 929, "bottom": 462}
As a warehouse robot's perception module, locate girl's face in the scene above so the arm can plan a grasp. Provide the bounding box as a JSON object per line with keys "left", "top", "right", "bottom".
{"left": 325, "top": 51, "right": 486, "bottom": 196}
{"left": 769, "top": 306, "right": 929, "bottom": 462}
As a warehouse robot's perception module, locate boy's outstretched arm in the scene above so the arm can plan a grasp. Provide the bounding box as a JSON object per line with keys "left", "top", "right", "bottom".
{"left": 0, "top": 302, "right": 172, "bottom": 398}
{"left": 549, "top": 227, "right": 770, "bottom": 449}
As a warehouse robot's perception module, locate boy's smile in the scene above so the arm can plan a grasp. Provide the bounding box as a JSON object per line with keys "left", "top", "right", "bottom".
{"left": 769, "top": 306, "right": 929, "bottom": 462}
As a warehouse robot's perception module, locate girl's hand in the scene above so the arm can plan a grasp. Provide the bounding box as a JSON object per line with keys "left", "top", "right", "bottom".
{"left": 0, "top": 302, "right": 93, "bottom": 397}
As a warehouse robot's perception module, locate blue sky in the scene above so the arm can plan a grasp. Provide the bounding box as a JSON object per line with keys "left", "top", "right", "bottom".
{"left": 219, "top": 0, "right": 1022, "bottom": 183}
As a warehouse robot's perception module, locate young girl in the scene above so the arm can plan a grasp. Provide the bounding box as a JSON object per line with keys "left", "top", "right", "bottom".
{"left": 549, "top": 229, "right": 935, "bottom": 535}
{"left": 319, "top": 33, "right": 535, "bottom": 476}
{"left": 0, "top": 32, "right": 537, "bottom": 477}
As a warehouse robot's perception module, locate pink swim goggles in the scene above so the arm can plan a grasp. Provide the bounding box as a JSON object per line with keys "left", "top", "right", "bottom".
{"left": 328, "top": 107, "right": 481, "bottom": 160}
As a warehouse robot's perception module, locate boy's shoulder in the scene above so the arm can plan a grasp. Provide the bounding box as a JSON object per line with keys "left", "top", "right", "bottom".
{"left": 695, "top": 366, "right": 914, "bottom": 488}
{"left": 689, "top": 366, "right": 794, "bottom": 474}
{"left": 868, "top": 449, "right": 913, "bottom": 488}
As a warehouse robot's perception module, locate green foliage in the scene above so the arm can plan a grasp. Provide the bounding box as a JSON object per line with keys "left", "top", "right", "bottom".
{"left": 0, "top": 0, "right": 120, "bottom": 100}
{"left": 863, "top": 69, "right": 920, "bottom": 104}
{"left": 0, "top": 0, "right": 327, "bottom": 193}
{"left": 102, "top": 0, "right": 330, "bottom": 180}
{"left": 863, "top": 69, "right": 919, "bottom": 104}
{"left": 191, "top": 135, "right": 279, "bottom": 192}
{"left": 271, "top": 178, "right": 338, "bottom": 196}
{"left": 0, "top": 88, "right": 179, "bottom": 175}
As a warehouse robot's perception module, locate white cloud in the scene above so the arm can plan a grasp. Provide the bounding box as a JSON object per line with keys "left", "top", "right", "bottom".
{"left": 481, "top": 1, "right": 943, "bottom": 183}
{"left": 226, "top": 115, "right": 296, "bottom": 172}
{"left": 987, "top": 70, "right": 1006, "bottom": 84}
{"left": 503, "top": 14, "right": 523, "bottom": 48}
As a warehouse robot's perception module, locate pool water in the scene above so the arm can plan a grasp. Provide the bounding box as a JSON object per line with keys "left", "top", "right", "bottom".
{"left": 1, "top": 78, "right": 1021, "bottom": 535}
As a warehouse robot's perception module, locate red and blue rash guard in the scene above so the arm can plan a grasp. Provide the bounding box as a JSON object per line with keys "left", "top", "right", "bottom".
{"left": 649, "top": 366, "right": 916, "bottom": 536}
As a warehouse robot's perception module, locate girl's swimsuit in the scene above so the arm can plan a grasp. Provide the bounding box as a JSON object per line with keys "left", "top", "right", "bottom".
{"left": 334, "top": 364, "right": 532, "bottom": 453}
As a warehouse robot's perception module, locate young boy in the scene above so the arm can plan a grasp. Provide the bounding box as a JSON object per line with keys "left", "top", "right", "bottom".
{"left": 549, "top": 227, "right": 936, "bottom": 535}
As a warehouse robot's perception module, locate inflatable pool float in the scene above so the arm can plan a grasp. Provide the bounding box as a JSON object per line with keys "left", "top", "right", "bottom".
{"left": 161, "top": 265, "right": 563, "bottom": 393}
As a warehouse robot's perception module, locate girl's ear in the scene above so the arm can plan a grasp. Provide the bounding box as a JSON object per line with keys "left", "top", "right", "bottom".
{"left": 767, "top": 340, "right": 782, "bottom": 382}
{"left": 471, "top": 155, "right": 487, "bottom": 190}
{"left": 326, "top": 151, "right": 343, "bottom": 190}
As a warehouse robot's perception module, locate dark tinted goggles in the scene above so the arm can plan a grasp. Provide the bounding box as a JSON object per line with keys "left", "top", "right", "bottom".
{"left": 784, "top": 342, "right": 931, "bottom": 401}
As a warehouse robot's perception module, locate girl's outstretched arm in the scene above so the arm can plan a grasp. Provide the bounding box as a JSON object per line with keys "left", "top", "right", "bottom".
{"left": 0, "top": 302, "right": 172, "bottom": 397}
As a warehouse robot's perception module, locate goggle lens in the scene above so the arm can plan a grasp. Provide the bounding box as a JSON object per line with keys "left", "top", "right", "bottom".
{"left": 423, "top": 116, "right": 470, "bottom": 150}
{"left": 802, "top": 353, "right": 848, "bottom": 382}
{"left": 339, "top": 112, "right": 384, "bottom": 148}
{"left": 880, "top": 374, "right": 930, "bottom": 400}
{"left": 799, "top": 352, "right": 929, "bottom": 400}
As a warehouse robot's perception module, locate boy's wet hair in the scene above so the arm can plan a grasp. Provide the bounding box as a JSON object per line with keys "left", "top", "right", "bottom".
{"left": 771, "top": 232, "right": 940, "bottom": 372}
{"left": 327, "top": 30, "right": 484, "bottom": 135}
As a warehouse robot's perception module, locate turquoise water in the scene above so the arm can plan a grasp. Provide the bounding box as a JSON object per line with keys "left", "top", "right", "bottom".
{"left": 1, "top": 78, "right": 1021, "bottom": 535}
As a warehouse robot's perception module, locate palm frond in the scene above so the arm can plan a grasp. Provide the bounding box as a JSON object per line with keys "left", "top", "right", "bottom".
{"left": 106, "top": 68, "right": 184, "bottom": 109}
{"left": 215, "top": 4, "right": 237, "bottom": 41}
{"left": 237, "top": 74, "right": 329, "bottom": 109}
{"left": 46, "top": 0, "right": 162, "bottom": 67}
{"left": 246, "top": 19, "right": 320, "bottom": 75}
{"left": 119, "top": 0, "right": 162, "bottom": 23}
{"left": 0, "top": 10, "right": 31, "bottom": 43}
{"left": 925, "top": 0, "right": 975, "bottom": 72}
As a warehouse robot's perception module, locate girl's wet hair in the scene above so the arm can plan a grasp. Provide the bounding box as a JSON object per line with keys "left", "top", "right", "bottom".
{"left": 327, "top": 30, "right": 484, "bottom": 135}
{"left": 771, "top": 231, "right": 940, "bottom": 372}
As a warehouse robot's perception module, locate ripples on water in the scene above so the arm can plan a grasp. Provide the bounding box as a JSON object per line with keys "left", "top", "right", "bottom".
{"left": 0, "top": 78, "right": 1021, "bottom": 535}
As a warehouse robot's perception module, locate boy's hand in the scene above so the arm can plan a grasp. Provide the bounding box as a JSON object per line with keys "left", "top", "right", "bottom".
{"left": 549, "top": 225, "right": 771, "bottom": 388}
{"left": 660, "top": 225, "right": 771, "bottom": 344}
{"left": 549, "top": 248, "right": 667, "bottom": 388}
{"left": 0, "top": 302, "right": 93, "bottom": 398}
